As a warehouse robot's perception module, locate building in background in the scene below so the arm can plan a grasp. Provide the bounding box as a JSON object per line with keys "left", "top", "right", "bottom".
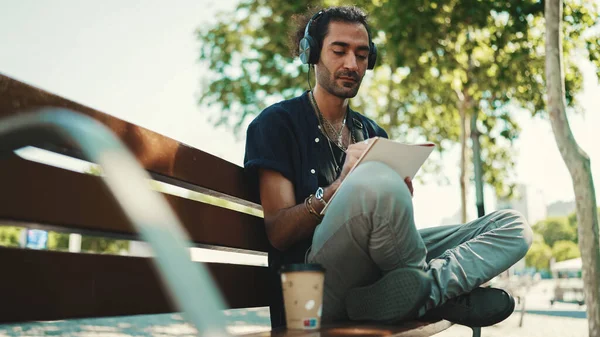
{"left": 496, "top": 184, "right": 547, "bottom": 225}
{"left": 546, "top": 200, "right": 576, "bottom": 218}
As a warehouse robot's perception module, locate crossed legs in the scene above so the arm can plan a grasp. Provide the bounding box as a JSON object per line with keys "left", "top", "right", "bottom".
{"left": 307, "top": 162, "right": 533, "bottom": 322}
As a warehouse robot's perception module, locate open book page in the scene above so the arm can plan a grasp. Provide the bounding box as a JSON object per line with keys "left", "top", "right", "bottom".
{"left": 320, "top": 137, "right": 435, "bottom": 215}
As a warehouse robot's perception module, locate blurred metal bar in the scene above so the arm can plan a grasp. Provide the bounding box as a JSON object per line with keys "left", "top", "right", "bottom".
{"left": 0, "top": 108, "right": 231, "bottom": 337}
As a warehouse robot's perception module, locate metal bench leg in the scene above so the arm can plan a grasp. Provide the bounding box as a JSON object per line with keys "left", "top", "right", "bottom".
{"left": 471, "top": 327, "right": 482, "bottom": 337}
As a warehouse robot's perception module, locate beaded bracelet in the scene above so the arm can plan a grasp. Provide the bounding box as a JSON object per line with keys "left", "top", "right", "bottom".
{"left": 304, "top": 194, "right": 323, "bottom": 221}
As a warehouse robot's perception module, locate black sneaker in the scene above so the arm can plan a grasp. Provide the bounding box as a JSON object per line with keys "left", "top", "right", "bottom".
{"left": 345, "top": 268, "right": 432, "bottom": 324}
{"left": 424, "top": 287, "right": 515, "bottom": 327}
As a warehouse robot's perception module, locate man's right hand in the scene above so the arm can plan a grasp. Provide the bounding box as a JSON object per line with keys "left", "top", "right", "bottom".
{"left": 338, "top": 138, "right": 376, "bottom": 182}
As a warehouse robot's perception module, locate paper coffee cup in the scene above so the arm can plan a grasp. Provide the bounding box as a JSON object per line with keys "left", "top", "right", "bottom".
{"left": 280, "top": 264, "right": 325, "bottom": 330}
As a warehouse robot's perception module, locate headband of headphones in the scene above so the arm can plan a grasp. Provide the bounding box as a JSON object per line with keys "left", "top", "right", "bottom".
{"left": 298, "top": 9, "right": 377, "bottom": 70}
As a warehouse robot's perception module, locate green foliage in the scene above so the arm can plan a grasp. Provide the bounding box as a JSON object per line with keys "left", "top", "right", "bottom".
{"left": 567, "top": 211, "right": 577, "bottom": 226}
{"left": 48, "top": 232, "right": 70, "bottom": 250}
{"left": 197, "top": 0, "right": 599, "bottom": 197}
{"left": 525, "top": 234, "right": 553, "bottom": 271}
{"left": 48, "top": 232, "right": 129, "bottom": 254}
{"left": 566, "top": 207, "right": 600, "bottom": 243}
{"left": 0, "top": 226, "right": 128, "bottom": 254}
{"left": 0, "top": 226, "right": 22, "bottom": 247}
{"left": 534, "top": 216, "right": 577, "bottom": 247}
{"left": 552, "top": 240, "right": 581, "bottom": 262}
{"left": 81, "top": 236, "right": 129, "bottom": 254}
{"left": 525, "top": 209, "right": 596, "bottom": 270}
{"left": 186, "top": 190, "right": 263, "bottom": 217}
{"left": 85, "top": 164, "right": 103, "bottom": 176}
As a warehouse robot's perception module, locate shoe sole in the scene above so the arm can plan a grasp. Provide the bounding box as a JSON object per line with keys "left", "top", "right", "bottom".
{"left": 345, "top": 268, "right": 432, "bottom": 324}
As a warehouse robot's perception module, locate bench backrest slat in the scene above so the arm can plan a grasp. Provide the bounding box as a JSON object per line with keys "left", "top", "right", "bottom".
{"left": 0, "top": 246, "right": 270, "bottom": 324}
{"left": 0, "top": 73, "right": 259, "bottom": 205}
{"left": 1, "top": 154, "right": 269, "bottom": 252}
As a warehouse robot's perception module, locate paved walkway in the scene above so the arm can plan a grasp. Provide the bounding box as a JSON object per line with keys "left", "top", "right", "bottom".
{"left": 434, "top": 312, "right": 588, "bottom": 337}
{"left": 433, "top": 278, "right": 589, "bottom": 337}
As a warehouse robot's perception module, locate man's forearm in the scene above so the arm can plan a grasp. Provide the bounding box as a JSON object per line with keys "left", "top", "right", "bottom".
{"left": 265, "top": 202, "right": 320, "bottom": 251}
{"left": 265, "top": 180, "right": 341, "bottom": 251}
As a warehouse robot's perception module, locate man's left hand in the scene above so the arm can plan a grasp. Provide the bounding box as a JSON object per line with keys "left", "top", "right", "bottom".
{"left": 404, "top": 177, "right": 414, "bottom": 197}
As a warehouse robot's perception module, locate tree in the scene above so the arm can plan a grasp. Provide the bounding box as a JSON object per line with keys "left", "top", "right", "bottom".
{"left": 47, "top": 231, "right": 129, "bottom": 254}
{"left": 0, "top": 226, "right": 21, "bottom": 247}
{"left": 48, "top": 231, "right": 70, "bottom": 250}
{"left": 525, "top": 234, "right": 553, "bottom": 271}
{"left": 198, "top": 0, "right": 598, "bottom": 222}
{"left": 567, "top": 207, "right": 600, "bottom": 244}
{"left": 534, "top": 216, "right": 577, "bottom": 247}
{"left": 551, "top": 240, "right": 581, "bottom": 262}
{"left": 545, "top": 0, "right": 600, "bottom": 335}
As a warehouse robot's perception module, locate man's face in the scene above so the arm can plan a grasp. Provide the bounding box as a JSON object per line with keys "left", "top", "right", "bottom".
{"left": 316, "top": 21, "right": 370, "bottom": 98}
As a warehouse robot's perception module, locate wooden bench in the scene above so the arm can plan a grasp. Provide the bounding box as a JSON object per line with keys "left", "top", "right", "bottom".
{"left": 0, "top": 73, "right": 454, "bottom": 336}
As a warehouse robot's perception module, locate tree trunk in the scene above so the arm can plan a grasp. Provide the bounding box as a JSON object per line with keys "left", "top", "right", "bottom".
{"left": 545, "top": 1, "right": 600, "bottom": 336}
{"left": 458, "top": 42, "right": 475, "bottom": 224}
{"left": 459, "top": 98, "right": 469, "bottom": 223}
{"left": 471, "top": 111, "right": 485, "bottom": 217}
{"left": 458, "top": 33, "right": 476, "bottom": 224}
{"left": 387, "top": 65, "right": 399, "bottom": 129}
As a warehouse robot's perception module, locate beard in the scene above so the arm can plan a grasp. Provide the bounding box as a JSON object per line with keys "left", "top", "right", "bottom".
{"left": 316, "top": 63, "right": 363, "bottom": 98}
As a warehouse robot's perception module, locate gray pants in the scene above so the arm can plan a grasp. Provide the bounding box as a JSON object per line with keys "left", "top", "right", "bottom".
{"left": 307, "top": 162, "right": 533, "bottom": 322}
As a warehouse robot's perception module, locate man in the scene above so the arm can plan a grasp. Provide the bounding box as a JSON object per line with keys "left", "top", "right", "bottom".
{"left": 244, "top": 6, "right": 533, "bottom": 329}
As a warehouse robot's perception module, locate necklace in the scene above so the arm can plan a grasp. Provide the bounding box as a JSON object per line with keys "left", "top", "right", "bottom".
{"left": 309, "top": 91, "right": 356, "bottom": 174}
{"left": 309, "top": 91, "right": 354, "bottom": 150}
{"left": 322, "top": 113, "right": 346, "bottom": 148}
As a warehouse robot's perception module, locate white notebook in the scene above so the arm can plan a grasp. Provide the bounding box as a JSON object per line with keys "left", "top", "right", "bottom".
{"left": 321, "top": 137, "right": 435, "bottom": 215}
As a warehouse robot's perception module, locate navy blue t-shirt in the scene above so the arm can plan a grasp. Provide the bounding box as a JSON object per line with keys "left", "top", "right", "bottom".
{"left": 243, "top": 90, "right": 388, "bottom": 328}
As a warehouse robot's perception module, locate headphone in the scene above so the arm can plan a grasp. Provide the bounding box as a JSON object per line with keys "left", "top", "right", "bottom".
{"left": 299, "top": 10, "right": 377, "bottom": 70}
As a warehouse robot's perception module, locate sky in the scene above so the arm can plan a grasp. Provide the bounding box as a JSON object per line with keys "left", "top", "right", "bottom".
{"left": 1, "top": 0, "right": 599, "bottom": 229}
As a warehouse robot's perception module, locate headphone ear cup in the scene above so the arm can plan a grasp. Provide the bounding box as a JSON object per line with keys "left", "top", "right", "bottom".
{"left": 299, "top": 35, "right": 319, "bottom": 65}
{"left": 368, "top": 42, "right": 377, "bottom": 70}
{"left": 299, "top": 37, "right": 311, "bottom": 64}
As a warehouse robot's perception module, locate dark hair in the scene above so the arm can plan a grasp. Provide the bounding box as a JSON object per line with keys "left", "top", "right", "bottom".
{"left": 289, "top": 6, "right": 371, "bottom": 58}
